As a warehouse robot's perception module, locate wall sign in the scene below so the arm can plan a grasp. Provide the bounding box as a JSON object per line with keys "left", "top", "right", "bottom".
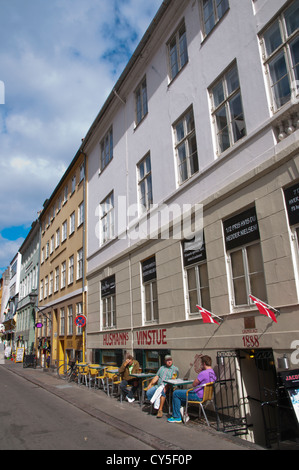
{"left": 142, "top": 256, "right": 156, "bottom": 283}
{"left": 183, "top": 233, "right": 206, "bottom": 267}
{"left": 101, "top": 275, "right": 115, "bottom": 298}
{"left": 284, "top": 182, "right": 299, "bottom": 226}
{"left": 223, "top": 206, "right": 260, "bottom": 251}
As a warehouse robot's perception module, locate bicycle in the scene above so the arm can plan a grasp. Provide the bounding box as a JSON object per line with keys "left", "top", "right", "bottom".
{"left": 57, "top": 361, "right": 78, "bottom": 382}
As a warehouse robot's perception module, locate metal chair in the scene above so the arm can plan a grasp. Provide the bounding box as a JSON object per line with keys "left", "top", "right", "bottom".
{"left": 78, "top": 364, "right": 89, "bottom": 386}
{"left": 184, "top": 382, "right": 217, "bottom": 426}
{"left": 105, "top": 368, "right": 121, "bottom": 397}
{"left": 88, "top": 365, "right": 100, "bottom": 389}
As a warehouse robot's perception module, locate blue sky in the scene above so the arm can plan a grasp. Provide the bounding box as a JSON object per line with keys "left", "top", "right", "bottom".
{"left": 0, "top": 0, "right": 162, "bottom": 275}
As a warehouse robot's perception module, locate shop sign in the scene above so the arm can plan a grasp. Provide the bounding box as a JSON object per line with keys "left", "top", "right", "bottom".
{"left": 35, "top": 322, "right": 43, "bottom": 328}
{"left": 103, "top": 332, "right": 129, "bottom": 346}
{"left": 284, "top": 182, "right": 299, "bottom": 226}
{"left": 223, "top": 206, "right": 260, "bottom": 251}
{"left": 136, "top": 328, "right": 167, "bottom": 346}
{"left": 279, "top": 369, "right": 299, "bottom": 425}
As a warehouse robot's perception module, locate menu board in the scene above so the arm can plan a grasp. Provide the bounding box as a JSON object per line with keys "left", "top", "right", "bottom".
{"left": 15, "top": 347, "right": 25, "bottom": 363}
{"left": 284, "top": 182, "right": 299, "bottom": 226}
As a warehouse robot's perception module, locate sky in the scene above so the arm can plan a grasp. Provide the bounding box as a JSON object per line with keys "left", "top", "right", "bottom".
{"left": 0, "top": 0, "right": 162, "bottom": 276}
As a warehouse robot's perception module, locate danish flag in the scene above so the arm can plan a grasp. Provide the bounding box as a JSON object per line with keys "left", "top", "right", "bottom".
{"left": 196, "top": 306, "right": 220, "bottom": 325}
{"left": 249, "top": 295, "right": 278, "bottom": 323}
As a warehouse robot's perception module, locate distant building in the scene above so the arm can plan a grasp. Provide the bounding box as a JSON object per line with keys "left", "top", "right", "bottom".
{"left": 16, "top": 220, "right": 40, "bottom": 354}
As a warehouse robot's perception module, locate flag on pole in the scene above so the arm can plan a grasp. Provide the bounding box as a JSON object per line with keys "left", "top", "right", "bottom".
{"left": 249, "top": 295, "right": 278, "bottom": 323}
{"left": 196, "top": 305, "right": 220, "bottom": 325}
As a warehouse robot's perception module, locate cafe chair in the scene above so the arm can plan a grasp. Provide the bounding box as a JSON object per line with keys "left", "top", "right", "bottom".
{"left": 184, "top": 382, "right": 217, "bottom": 426}
{"left": 95, "top": 367, "right": 108, "bottom": 390}
{"left": 105, "top": 368, "right": 121, "bottom": 397}
{"left": 88, "top": 365, "right": 100, "bottom": 389}
{"left": 78, "top": 364, "right": 89, "bottom": 387}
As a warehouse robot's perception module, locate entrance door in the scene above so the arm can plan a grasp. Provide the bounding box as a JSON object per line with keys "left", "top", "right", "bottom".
{"left": 241, "top": 348, "right": 278, "bottom": 448}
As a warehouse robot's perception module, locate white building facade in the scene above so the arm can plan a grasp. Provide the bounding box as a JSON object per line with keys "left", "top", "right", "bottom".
{"left": 84, "top": 0, "right": 299, "bottom": 447}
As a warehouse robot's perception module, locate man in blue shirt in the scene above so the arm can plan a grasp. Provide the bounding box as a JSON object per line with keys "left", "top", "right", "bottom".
{"left": 146, "top": 355, "right": 179, "bottom": 418}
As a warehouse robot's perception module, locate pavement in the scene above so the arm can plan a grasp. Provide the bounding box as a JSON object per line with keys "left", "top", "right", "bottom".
{"left": 1, "top": 361, "right": 264, "bottom": 451}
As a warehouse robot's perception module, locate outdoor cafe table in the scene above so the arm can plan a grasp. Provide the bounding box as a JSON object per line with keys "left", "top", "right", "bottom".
{"left": 164, "top": 378, "right": 194, "bottom": 413}
{"left": 130, "top": 373, "right": 156, "bottom": 405}
{"left": 88, "top": 365, "right": 106, "bottom": 388}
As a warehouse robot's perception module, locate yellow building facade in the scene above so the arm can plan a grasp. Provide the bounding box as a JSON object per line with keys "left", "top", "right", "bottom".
{"left": 37, "top": 152, "right": 86, "bottom": 368}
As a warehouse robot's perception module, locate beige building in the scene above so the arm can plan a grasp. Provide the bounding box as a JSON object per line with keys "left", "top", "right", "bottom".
{"left": 37, "top": 152, "right": 86, "bottom": 368}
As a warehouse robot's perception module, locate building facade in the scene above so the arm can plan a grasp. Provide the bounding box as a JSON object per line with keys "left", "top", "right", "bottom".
{"left": 83, "top": 0, "right": 299, "bottom": 447}
{"left": 37, "top": 152, "right": 86, "bottom": 368}
{"left": 15, "top": 220, "right": 40, "bottom": 354}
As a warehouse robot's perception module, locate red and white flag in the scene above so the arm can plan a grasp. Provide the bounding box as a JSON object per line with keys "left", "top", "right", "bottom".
{"left": 249, "top": 295, "right": 278, "bottom": 323}
{"left": 196, "top": 305, "right": 220, "bottom": 325}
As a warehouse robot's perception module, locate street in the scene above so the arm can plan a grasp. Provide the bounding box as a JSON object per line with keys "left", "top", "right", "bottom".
{"left": 0, "top": 366, "right": 152, "bottom": 450}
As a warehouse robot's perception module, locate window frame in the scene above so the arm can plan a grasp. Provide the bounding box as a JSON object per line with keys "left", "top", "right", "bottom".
{"left": 100, "top": 127, "right": 113, "bottom": 172}
{"left": 135, "top": 76, "right": 148, "bottom": 126}
{"left": 210, "top": 62, "right": 246, "bottom": 155}
{"left": 167, "top": 20, "right": 188, "bottom": 82}
{"left": 200, "top": 0, "right": 229, "bottom": 38}
{"left": 100, "top": 191, "right": 114, "bottom": 245}
{"left": 137, "top": 153, "right": 153, "bottom": 214}
{"left": 260, "top": 0, "right": 299, "bottom": 112}
{"left": 173, "top": 106, "right": 199, "bottom": 185}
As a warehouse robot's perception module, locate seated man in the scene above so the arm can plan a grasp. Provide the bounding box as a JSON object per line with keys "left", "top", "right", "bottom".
{"left": 168, "top": 355, "right": 217, "bottom": 423}
{"left": 119, "top": 354, "right": 140, "bottom": 403}
{"left": 146, "top": 355, "right": 179, "bottom": 418}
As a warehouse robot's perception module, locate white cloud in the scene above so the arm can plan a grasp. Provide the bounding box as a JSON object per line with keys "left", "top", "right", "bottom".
{"left": 0, "top": 0, "right": 162, "bottom": 271}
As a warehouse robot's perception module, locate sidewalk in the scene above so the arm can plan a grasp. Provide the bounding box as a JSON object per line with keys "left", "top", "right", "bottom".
{"left": 1, "top": 361, "right": 263, "bottom": 451}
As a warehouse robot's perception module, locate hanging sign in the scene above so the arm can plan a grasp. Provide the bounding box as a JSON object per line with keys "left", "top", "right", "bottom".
{"left": 35, "top": 322, "right": 43, "bottom": 328}
{"left": 75, "top": 315, "right": 86, "bottom": 327}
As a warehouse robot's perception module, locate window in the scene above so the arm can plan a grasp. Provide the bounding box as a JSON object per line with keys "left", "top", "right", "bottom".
{"left": 68, "top": 256, "right": 74, "bottom": 284}
{"left": 135, "top": 77, "right": 148, "bottom": 125}
{"left": 183, "top": 236, "right": 211, "bottom": 314}
{"left": 55, "top": 228, "right": 60, "bottom": 248}
{"left": 49, "top": 272, "right": 53, "bottom": 296}
{"left": 101, "top": 275, "right": 116, "bottom": 329}
{"left": 79, "top": 163, "right": 85, "bottom": 182}
{"left": 100, "top": 192, "right": 114, "bottom": 244}
{"left": 69, "top": 212, "right": 75, "bottom": 235}
{"left": 260, "top": 0, "right": 299, "bottom": 111}
{"left": 174, "top": 107, "right": 199, "bottom": 184}
{"left": 138, "top": 153, "right": 153, "bottom": 213}
{"left": 62, "top": 220, "right": 67, "bottom": 242}
{"left": 61, "top": 261, "right": 66, "bottom": 289}
{"left": 100, "top": 127, "right": 113, "bottom": 171}
{"left": 71, "top": 175, "right": 76, "bottom": 194}
{"left": 39, "top": 280, "right": 43, "bottom": 301}
{"left": 210, "top": 63, "right": 246, "bottom": 154}
{"left": 67, "top": 305, "right": 73, "bottom": 335}
{"left": 168, "top": 21, "right": 188, "bottom": 81}
{"left": 63, "top": 185, "right": 68, "bottom": 204}
{"left": 141, "top": 256, "right": 159, "bottom": 323}
{"left": 60, "top": 308, "right": 65, "bottom": 336}
{"left": 78, "top": 202, "right": 84, "bottom": 226}
{"left": 201, "top": 0, "right": 229, "bottom": 37}
{"left": 45, "top": 242, "right": 49, "bottom": 259}
{"left": 223, "top": 207, "right": 266, "bottom": 308}
{"left": 55, "top": 267, "right": 59, "bottom": 292}
{"left": 76, "top": 302, "right": 83, "bottom": 335}
{"left": 50, "top": 235, "right": 54, "bottom": 254}
{"left": 44, "top": 276, "right": 48, "bottom": 298}
{"left": 77, "top": 248, "right": 83, "bottom": 280}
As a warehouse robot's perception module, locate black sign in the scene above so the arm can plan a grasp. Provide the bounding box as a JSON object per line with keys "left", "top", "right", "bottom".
{"left": 284, "top": 182, "right": 299, "bottom": 226}
{"left": 101, "top": 275, "right": 115, "bottom": 298}
{"left": 142, "top": 256, "right": 156, "bottom": 283}
{"left": 279, "top": 369, "right": 299, "bottom": 389}
{"left": 183, "top": 234, "right": 206, "bottom": 267}
{"left": 223, "top": 206, "right": 260, "bottom": 251}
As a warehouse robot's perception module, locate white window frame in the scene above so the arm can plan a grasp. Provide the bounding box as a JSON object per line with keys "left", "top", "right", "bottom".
{"left": 200, "top": 0, "right": 229, "bottom": 38}
{"left": 78, "top": 202, "right": 84, "bottom": 226}
{"left": 67, "top": 305, "right": 73, "bottom": 335}
{"left": 77, "top": 248, "right": 83, "bottom": 280}
{"left": 137, "top": 153, "right": 153, "bottom": 214}
{"left": 69, "top": 212, "right": 75, "bottom": 235}
{"left": 60, "top": 308, "right": 65, "bottom": 336}
{"left": 260, "top": 0, "right": 299, "bottom": 112}
{"left": 135, "top": 76, "right": 148, "bottom": 126}
{"left": 68, "top": 255, "right": 74, "bottom": 285}
{"left": 100, "top": 192, "right": 114, "bottom": 245}
{"left": 100, "top": 127, "right": 113, "bottom": 172}
{"left": 173, "top": 107, "right": 199, "bottom": 185}
{"left": 167, "top": 20, "right": 188, "bottom": 82}
{"left": 61, "top": 261, "right": 66, "bottom": 289}
{"left": 102, "top": 295, "right": 116, "bottom": 330}
{"left": 210, "top": 62, "right": 246, "bottom": 155}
